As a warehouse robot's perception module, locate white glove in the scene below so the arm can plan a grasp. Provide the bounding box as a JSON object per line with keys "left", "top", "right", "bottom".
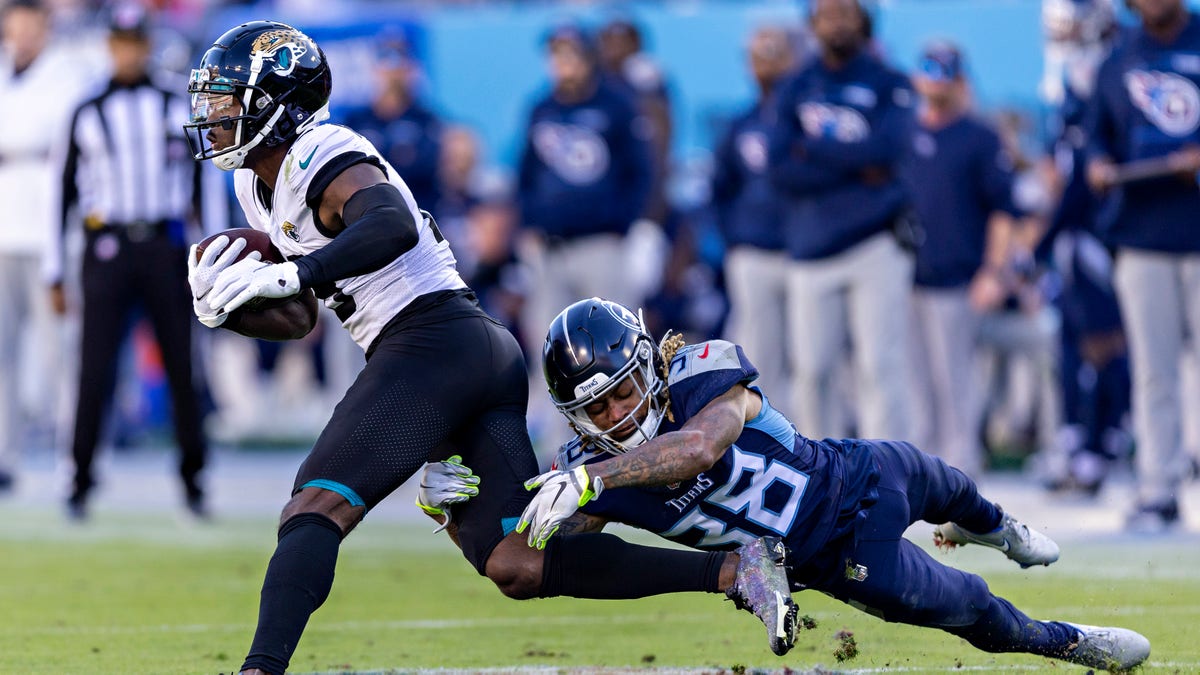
{"left": 187, "top": 235, "right": 259, "bottom": 329}
{"left": 415, "top": 455, "right": 480, "bottom": 533}
{"left": 194, "top": 293, "right": 228, "bottom": 328}
{"left": 208, "top": 258, "right": 301, "bottom": 315}
{"left": 516, "top": 465, "right": 604, "bottom": 550}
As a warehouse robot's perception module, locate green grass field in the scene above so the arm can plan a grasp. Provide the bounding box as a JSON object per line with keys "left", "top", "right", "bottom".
{"left": 2, "top": 512, "right": 1198, "bottom": 675}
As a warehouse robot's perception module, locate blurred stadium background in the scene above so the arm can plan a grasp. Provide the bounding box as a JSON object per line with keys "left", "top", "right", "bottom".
{"left": 4, "top": 0, "right": 1200, "bottom": 673}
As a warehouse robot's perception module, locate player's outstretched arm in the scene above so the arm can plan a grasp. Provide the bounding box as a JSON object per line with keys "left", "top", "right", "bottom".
{"left": 517, "top": 385, "right": 753, "bottom": 549}
{"left": 591, "top": 384, "right": 751, "bottom": 490}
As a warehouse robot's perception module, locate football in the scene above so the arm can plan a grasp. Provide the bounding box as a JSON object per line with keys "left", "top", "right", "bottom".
{"left": 193, "top": 228, "right": 319, "bottom": 340}
{"left": 194, "top": 227, "right": 285, "bottom": 265}
{"left": 194, "top": 228, "right": 288, "bottom": 312}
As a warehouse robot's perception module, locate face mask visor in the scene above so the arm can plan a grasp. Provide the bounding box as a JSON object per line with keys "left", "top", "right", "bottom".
{"left": 557, "top": 340, "right": 665, "bottom": 455}
{"left": 184, "top": 69, "right": 258, "bottom": 167}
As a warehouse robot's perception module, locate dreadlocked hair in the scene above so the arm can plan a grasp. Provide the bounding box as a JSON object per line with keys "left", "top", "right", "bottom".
{"left": 656, "top": 331, "right": 687, "bottom": 423}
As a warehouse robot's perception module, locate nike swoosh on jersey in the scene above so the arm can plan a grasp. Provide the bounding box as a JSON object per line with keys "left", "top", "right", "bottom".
{"left": 699, "top": 344, "right": 710, "bottom": 359}
{"left": 298, "top": 146, "right": 319, "bottom": 169}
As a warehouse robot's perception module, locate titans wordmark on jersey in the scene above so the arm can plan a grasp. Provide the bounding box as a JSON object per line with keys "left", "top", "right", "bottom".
{"left": 554, "top": 340, "right": 878, "bottom": 569}
{"left": 234, "top": 124, "right": 467, "bottom": 349}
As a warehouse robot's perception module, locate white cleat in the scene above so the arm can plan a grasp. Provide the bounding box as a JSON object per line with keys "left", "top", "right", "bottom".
{"left": 1061, "top": 623, "right": 1151, "bottom": 672}
{"left": 933, "top": 509, "right": 1060, "bottom": 568}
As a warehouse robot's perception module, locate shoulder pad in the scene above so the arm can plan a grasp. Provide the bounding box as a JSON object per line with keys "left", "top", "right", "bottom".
{"left": 281, "top": 124, "right": 367, "bottom": 190}
{"left": 666, "top": 340, "right": 743, "bottom": 386}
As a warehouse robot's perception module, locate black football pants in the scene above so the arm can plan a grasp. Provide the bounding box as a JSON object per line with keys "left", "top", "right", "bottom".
{"left": 71, "top": 229, "right": 206, "bottom": 500}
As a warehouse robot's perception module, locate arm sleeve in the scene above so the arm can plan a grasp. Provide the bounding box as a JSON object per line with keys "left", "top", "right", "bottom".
{"left": 292, "top": 182, "right": 420, "bottom": 288}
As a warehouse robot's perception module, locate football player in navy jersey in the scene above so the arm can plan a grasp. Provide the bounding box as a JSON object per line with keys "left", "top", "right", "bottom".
{"left": 423, "top": 297, "right": 1152, "bottom": 671}
{"left": 185, "top": 22, "right": 794, "bottom": 675}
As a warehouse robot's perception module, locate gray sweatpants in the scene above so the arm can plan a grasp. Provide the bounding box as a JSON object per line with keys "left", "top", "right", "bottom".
{"left": 785, "top": 232, "right": 913, "bottom": 440}
{"left": 1112, "top": 248, "right": 1200, "bottom": 506}
{"left": 724, "top": 246, "right": 792, "bottom": 415}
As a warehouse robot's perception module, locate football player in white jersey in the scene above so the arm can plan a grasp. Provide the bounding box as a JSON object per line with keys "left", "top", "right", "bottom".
{"left": 183, "top": 22, "right": 794, "bottom": 675}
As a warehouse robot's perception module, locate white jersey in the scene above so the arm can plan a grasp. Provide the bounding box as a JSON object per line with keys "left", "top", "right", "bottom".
{"left": 233, "top": 124, "right": 466, "bottom": 349}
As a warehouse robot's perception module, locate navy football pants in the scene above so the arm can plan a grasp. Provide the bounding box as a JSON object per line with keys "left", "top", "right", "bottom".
{"left": 803, "top": 441, "right": 1076, "bottom": 656}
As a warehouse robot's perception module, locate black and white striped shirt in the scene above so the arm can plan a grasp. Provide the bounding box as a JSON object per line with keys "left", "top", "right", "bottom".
{"left": 59, "top": 75, "right": 196, "bottom": 229}
{"left": 48, "top": 74, "right": 226, "bottom": 283}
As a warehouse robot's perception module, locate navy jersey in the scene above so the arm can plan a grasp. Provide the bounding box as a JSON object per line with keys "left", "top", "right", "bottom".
{"left": 517, "top": 80, "right": 653, "bottom": 239}
{"left": 901, "top": 115, "right": 1021, "bottom": 288}
{"left": 1085, "top": 13, "right": 1200, "bottom": 252}
{"left": 767, "top": 52, "right": 914, "bottom": 260}
{"left": 711, "top": 97, "right": 787, "bottom": 251}
{"left": 554, "top": 340, "right": 880, "bottom": 571}
{"left": 340, "top": 102, "right": 442, "bottom": 211}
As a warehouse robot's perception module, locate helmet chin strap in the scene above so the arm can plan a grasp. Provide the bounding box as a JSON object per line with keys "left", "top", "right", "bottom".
{"left": 617, "top": 408, "right": 662, "bottom": 451}
{"left": 212, "top": 105, "right": 286, "bottom": 171}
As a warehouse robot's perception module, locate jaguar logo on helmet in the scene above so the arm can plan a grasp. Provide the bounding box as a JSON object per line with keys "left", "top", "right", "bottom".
{"left": 251, "top": 28, "right": 310, "bottom": 76}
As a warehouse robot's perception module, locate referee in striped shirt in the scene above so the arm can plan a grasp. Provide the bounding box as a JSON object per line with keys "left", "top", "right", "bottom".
{"left": 49, "top": 5, "right": 212, "bottom": 520}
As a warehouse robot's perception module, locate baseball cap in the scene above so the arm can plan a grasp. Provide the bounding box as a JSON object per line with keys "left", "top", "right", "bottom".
{"left": 375, "top": 27, "right": 413, "bottom": 68}
{"left": 917, "top": 42, "right": 963, "bottom": 82}
{"left": 544, "top": 22, "right": 596, "bottom": 59}
{"left": 107, "top": 2, "right": 150, "bottom": 39}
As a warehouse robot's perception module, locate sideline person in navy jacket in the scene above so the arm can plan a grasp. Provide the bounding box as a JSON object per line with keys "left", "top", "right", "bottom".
{"left": 767, "top": 0, "right": 915, "bottom": 440}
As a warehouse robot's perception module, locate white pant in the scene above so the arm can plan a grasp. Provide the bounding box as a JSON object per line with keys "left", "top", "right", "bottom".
{"left": 0, "top": 253, "right": 67, "bottom": 472}
{"left": 1113, "top": 249, "right": 1200, "bottom": 505}
{"left": 910, "top": 287, "right": 984, "bottom": 476}
{"left": 724, "top": 246, "right": 791, "bottom": 415}
{"left": 786, "top": 232, "right": 914, "bottom": 440}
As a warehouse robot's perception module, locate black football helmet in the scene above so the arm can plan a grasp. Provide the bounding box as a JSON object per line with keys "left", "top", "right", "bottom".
{"left": 543, "top": 298, "right": 666, "bottom": 454}
{"left": 185, "top": 21, "right": 331, "bottom": 170}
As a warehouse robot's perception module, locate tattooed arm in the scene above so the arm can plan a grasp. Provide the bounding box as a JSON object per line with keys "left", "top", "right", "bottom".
{"left": 589, "top": 385, "right": 757, "bottom": 490}
{"left": 556, "top": 511, "right": 609, "bottom": 535}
